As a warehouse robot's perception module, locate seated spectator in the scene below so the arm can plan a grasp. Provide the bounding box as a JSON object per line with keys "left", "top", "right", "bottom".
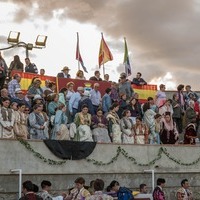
{"left": 38, "top": 180, "right": 64, "bottom": 200}
{"left": 107, "top": 103, "right": 122, "bottom": 143}
{"left": 117, "top": 93, "right": 128, "bottom": 118}
{"left": 47, "top": 93, "right": 59, "bottom": 118}
{"left": 28, "top": 104, "right": 48, "bottom": 140}
{"left": 120, "top": 109, "right": 134, "bottom": 144}
{"left": 75, "top": 69, "right": 86, "bottom": 80}
{"left": 78, "top": 90, "right": 95, "bottom": 115}
{"left": 57, "top": 66, "right": 71, "bottom": 78}
{"left": 19, "top": 180, "right": 42, "bottom": 200}
{"left": 27, "top": 78, "right": 43, "bottom": 101}
{"left": 133, "top": 116, "right": 148, "bottom": 144}
{"left": 25, "top": 57, "right": 38, "bottom": 74}
{"left": 42, "top": 79, "right": 50, "bottom": 92}
{"left": 102, "top": 88, "right": 112, "bottom": 114}
{"left": 132, "top": 72, "right": 147, "bottom": 86}
{"left": 160, "top": 112, "right": 179, "bottom": 144}
{"left": 8, "top": 73, "right": 21, "bottom": 100}
{"left": 104, "top": 74, "right": 110, "bottom": 82}
{"left": 91, "top": 108, "right": 110, "bottom": 143}
{"left": 110, "top": 82, "right": 119, "bottom": 103}
{"left": 72, "top": 104, "right": 93, "bottom": 141}
{"left": 12, "top": 88, "right": 31, "bottom": 108}
{"left": 8, "top": 55, "right": 23, "bottom": 78}
{"left": 185, "top": 85, "right": 199, "bottom": 108}
{"left": 159, "top": 99, "right": 173, "bottom": 116}
{"left": 13, "top": 103, "right": 28, "bottom": 140}
{"left": 185, "top": 100, "right": 197, "bottom": 126}
{"left": 40, "top": 68, "right": 45, "bottom": 76}
{"left": 0, "top": 97, "right": 15, "bottom": 139}
{"left": 184, "top": 123, "right": 197, "bottom": 145}
{"left": 0, "top": 88, "right": 9, "bottom": 105}
{"left": 89, "top": 70, "right": 102, "bottom": 81}
{"left": 90, "top": 179, "right": 113, "bottom": 200}
{"left": 51, "top": 103, "right": 70, "bottom": 140}
{"left": 147, "top": 96, "right": 158, "bottom": 113}
{"left": 44, "top": 81, "right": 56, "bottom": 100}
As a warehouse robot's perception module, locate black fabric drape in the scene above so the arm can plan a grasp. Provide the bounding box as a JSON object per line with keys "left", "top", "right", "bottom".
{"left": 43, "top": 140, "right": 96, "bottom": 160}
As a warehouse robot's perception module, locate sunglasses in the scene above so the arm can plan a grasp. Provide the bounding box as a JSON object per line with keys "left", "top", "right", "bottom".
{"left": 25, "top": 109, "right": 30, "bottom": 111}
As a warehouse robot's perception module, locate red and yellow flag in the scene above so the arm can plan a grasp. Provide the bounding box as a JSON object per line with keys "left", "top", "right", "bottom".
{"left": 98, "top": 33, "right": 113, "bottom": 67}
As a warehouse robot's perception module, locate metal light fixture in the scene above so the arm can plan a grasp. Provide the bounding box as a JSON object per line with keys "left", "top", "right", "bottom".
{"left": 35, "top": 35, "right": 47, "bottom": 47}
{"left": 7, "top": 31, "right": 20, "bottom": 44}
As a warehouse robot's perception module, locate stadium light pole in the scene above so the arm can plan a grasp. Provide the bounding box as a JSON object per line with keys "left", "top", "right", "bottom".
{"left": 0, "top": 31, "right": 47, "bottom": 58}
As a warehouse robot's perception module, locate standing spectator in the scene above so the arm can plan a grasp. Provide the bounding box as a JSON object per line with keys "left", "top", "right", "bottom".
{"left": 118, "top": 93, "right": 128, "bottom": 119}
{"left": 8, "top": 55, "right": 23, "bottom": 79}
{"left": 75, "top": 69, "right": 86, "bottom": 80}
{"left": 118, "top": 73, "right": 133, "bottom": 100}
{"left": 155, "top": 84, "right": 166, "bottom": 108}
{"left": 177, "top": 84, "right": 185, "bottom": 111}
{"left": 19, "top": 180, "right": 42, "bottom": 200}
{"left": 176, "top": 179, "right": 193, "bottom": 200}
{"left": 28, "top": 104, "right": 48, "bottom": 139}
{"left": 160, "top": 112, "right": 179, "bottom": 144}
{"left": 110, "top": 82, "right": 119, "bottom": 103}
{"left": 104, "top": 74, "right": 110, "bottom": 82}
{"left": 102, "top": 88, "right": 112, "bottom": 114}
{"left": 57, "top": 66, "right": 71, "bottom": 78}
{"left": 152, "top": 178, "right": 166, "bottom": 200}
{"left": 0, "top": 97, "right": 15, "bottom": 139}
{"left": 25, "top": 57, "right": 38, "bottom": 74}
{"left": 89, "top": 70, "right": 102, "bottom": 81}
{"left": 90, "top": 83, "right": 101, "bottom": 114}
{"left": 8, "top": 73, "right": 21, "bottom": 99}
{"left": 106, "top": 103, "right": 122, "bottom": 143}
{"left": 172, "top": 93, "right": 183, "bottom": 134}
{"left": 120, "top": 109, "right": 134, "bottom": 144}
{"left": 40, "top": 68, "right": 45, "bottom": 76}
{"left": 132, "top": 72, "right": 147, "bottom": 86}
{"left": 0, "top": 51, "right": 8, "bottom": 90}
{"left": 133, "top": 116, "right": 148, "bottom": 144}
{"left": 68, "top": 86, "right": 84, "bottom": 120}
{"left": 185, "top": 100, "right": 197, "bottom": 126}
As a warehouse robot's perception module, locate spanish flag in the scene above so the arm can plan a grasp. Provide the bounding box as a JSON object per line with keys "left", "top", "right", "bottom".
{"left": 98, "top": 33, "right": 113, "bottom": 67}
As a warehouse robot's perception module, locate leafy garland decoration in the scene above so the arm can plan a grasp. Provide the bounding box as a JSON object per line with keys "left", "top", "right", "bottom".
{"left": 17, "top": 138, "right": 67, "bottom": 165}
{"left": 18, "top": 138, "right": 200, "bottom": 166}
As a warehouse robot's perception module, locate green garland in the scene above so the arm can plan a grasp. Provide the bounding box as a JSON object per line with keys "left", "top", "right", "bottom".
{"left": 18, "top": 139, "right": 200, "bottom": 166}
{"left": 18, "top": 138, "right": 67, "bottom": 165}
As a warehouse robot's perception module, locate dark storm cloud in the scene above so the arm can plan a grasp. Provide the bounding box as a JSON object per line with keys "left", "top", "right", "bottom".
{"left": 3, "top": 0, "right": 200, "bottom": 88}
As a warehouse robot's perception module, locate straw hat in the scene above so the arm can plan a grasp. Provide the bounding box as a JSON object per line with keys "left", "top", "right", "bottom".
{"left": 62, "top": 66, "right": 70, "bottom": 71}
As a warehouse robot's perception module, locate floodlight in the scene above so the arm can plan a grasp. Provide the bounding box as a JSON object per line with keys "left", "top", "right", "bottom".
{"left": 27, "top": 43, "right": 33, "bottom": 50}
{"left": 35, "top": 35, "right": 47, "bottom": 47}
{"left": 7, "top": 31, "right": 20, "bottom": 44}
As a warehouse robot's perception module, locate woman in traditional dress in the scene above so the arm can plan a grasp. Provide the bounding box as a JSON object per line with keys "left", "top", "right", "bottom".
{"left": 0, "top": 97, "right": 15, "bottom": 139}
{"left": 160, "top": 111, "right": 179, "bottom": 144}
{"left": 159, "top": 99, "right": 173, "bottom": 116}
{"left": 120, "top": 109, "right": 134, "bottom": 144}
{"left": 47, "top": 93, "right": 59, "bottom": 119}
{"left": 13, "top": 103, "right": 28, "bottom": 140}
{"left": 73, "top": 104, "right": 93, "bottom": 141}
{"left": 51, "top": 103, "right": 70, "bottom": 140}
{"left": 28, "top": 104, "right": 48, "bottom": 140}
{"left": 117, "top": 93, "right": 128, "bottom": 119}
{"left": 133, "top": 116, "right": 148, "bottom": 144}
{"left": 91, "top": 108, "right": 111, "bottom": 143}
{"left": 106, "top": 102, "right": 122, "bottom": 143}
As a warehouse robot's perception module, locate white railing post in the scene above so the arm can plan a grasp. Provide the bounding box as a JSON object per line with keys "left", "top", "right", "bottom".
{"left": 144, "top": 169, "right": 155, "bottom": 192}
{"left": 10, "top": 169, "right": 22, "bottom": 199}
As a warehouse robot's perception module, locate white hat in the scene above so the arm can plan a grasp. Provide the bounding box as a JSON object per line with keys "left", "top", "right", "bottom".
{"left": 83, "top": 90, "right": 91, "bottom": 97}
{"left": 33, "top": 94, "right": 42, "bottom": 101}
{"left": 15, "top": 88, "right": 23, "bottom": 94}
{"left": 77, "top": 87, "right": 84, "bottom": 91}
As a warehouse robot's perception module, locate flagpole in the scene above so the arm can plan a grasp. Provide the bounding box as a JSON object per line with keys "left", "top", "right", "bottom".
{"left": 77, "top": 32, "right": 80, "bottom": 71}
{"left": 101, "top": 32, "right": 106, "bottom": 76}
{"left": 124, "top": 37, "right": 127, "bottom": 75}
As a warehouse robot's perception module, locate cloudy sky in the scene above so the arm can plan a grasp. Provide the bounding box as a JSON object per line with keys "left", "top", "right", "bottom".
{"left": 1, "top": 0, "right": 200, "bottom": 90}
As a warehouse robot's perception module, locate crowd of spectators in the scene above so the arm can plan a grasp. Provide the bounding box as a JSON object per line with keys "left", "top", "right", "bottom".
{"left": 0, "top": 53, "right": 199, "bottom": 145}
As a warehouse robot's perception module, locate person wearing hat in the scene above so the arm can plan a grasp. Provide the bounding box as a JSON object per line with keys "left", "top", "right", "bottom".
{"left": 12, "top": 88, "right": 31, "bottom": 109}
{"left": 7, "top": 73, "right": 21, "bottom": 100}
{"left": 118, "top": 73, "right": 134, "bottom": 100}
{"left": 57, "top": 66, "right": 71, "bottom": 78}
